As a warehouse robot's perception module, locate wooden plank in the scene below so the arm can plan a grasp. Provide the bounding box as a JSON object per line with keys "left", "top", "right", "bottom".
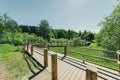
{"left": 79, "top": 70, "right": 85, "bottom": 80}
{"left": 51, "top": 54, "right": 58, "bottom": 80}
{"left": 58, "top": 62, "right": 69, "bottom": 76}
{"left": 64, "top": 67, "right": 76, "bottom": 80}
{"left": 44, "top": 49, "right": 48, "bottom": 68}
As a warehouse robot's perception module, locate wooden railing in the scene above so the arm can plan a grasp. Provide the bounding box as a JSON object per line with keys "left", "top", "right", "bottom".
{"left": 48, "top": 44, "right": 120, "bottom": 73}
{"left": 23, "top": 43, "right": 58, "bottom": 80}
{"left": 48, "top": 40, "right": 89, "bottom": 47}
{"left": 22, "top": 42, "right": 120, "bottom": 80}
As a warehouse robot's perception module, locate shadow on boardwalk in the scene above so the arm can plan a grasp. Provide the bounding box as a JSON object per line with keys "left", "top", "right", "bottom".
{"left": 23, "top": 51, "right": 45, "bottom": 80}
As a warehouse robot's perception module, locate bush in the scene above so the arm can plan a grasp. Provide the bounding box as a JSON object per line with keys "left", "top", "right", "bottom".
{"left": 0, "top": 32, "right": 45, "bottom": 46}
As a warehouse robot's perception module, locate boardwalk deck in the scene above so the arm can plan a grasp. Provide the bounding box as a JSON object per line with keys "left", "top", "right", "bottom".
{"left": 27, "top": 46, "right": 120, "bottom": 80}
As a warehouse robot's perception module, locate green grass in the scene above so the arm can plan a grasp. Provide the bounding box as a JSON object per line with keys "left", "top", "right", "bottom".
{"left": 50, "top": 42, "right": 118, "bottom": 70}
{"left": 0, "top": 44, "right": 36, "bottom": 80}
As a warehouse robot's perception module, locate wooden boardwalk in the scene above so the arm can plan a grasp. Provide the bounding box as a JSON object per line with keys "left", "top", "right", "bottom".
{"left": 27, "top": 46, "right": 120, "bottom": 80}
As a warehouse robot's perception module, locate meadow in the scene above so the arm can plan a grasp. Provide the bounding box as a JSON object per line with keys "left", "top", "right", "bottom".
{"left": 49, "top": 42, "right": 118, "bottom": 70}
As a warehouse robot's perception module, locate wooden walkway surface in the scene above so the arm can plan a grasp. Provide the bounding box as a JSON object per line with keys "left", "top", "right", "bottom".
{"left": 28, "top": 46, "right": 120, "bottom": 80}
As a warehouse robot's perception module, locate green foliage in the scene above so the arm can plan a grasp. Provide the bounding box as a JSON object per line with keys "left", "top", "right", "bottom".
{"left": 0, "top": 44, "right": 20, "bottom": 53}
{"left": 39, "top": 20, "right": 51, "bottom": 42}
{"left": 0, "top": 13, "right": 44, "bottom": 45}
{"left": 0, "top": 44, "right": 36, "bottom": 79}
{"left": 97, "top": 2, "right": 120, "bottom": 50}
{"left": 0, "top": 13, "right": 21, "bottom": 33}
{"left": 67, "top": 29, "right": 79, "bottom": 40}
{"left": 0, "top": 32, "right": 44, "bottom": 46}
{"left": 72, "top": 37, "right": 82, "bottom": 46}
{"left": 86, "top": 32, "right": 94, "bottom": 41}
{"left": 56, "top": 29, "right": 68, "bottom": 39}
{"left": 81, "top": 30, "right": 94, "bottom": 41}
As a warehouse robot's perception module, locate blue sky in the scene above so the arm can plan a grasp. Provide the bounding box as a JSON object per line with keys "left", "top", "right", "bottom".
{"left": 0, "top": 0, "right": 118, "bottom": 33}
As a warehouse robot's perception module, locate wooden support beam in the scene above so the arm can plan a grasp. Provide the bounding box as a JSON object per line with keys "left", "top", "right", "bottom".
{"left": 117, "top": 50, "right": 120, "bottom": 73}
{"left": 51, "top": 54, "right": 57, "bottom": 80}
{"left": 86, "top": 65, "right": 97, "bottom": 80}
{"left": 64, "top": 46, "right": 67, "bottom": 57}
{"left": 44, "top": 49, "right": 48, "bottom": 68}
{"left": 57, "top": 41, "right": 58, "bottom": 46}
{"left": 47, "top": 44, "right": 50, "bottom": 50}
{"left": 31, "top": 46, "right": 33, "bottom": 55}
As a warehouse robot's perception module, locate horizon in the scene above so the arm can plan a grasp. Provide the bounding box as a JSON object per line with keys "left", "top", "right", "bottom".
{"left": 0, "top": 0, "right": 118, "bottom": 33}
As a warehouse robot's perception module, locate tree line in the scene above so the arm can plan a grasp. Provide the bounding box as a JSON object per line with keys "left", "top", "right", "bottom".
{"left": 0, "top": 13, "right": 44, "bottom": 45}
{"left": 19, "top": 20, "right": 95, "bottom": 42}
{"left": 0, "top": 14, "right": 94, "bottom": 46}
{"left": 0, "top": 1, "right": 120, "bottom": 51}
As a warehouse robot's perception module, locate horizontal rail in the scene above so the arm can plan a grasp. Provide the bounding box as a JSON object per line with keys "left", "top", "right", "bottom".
{"left": 72, "top": 47, "right": 116, "bottom": 53}
{"left": 68, "top": 50, "right": 117, "bottom": 62}
{"left": 50, "top": 45, "right": 116, "bottom": 53}
{"left": 50, "top": 46, "right": 65, "bottom": 47}
{"left": 68, "top": 55, "right": 120, "bottom": 72}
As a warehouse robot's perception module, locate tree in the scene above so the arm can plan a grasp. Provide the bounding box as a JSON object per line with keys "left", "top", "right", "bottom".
{"left": 97, "top": 2, "right": 120, "bottom": 50}
{"left": 81, "top": 30, "right": 87, "bottom": 40}
{"left": 86, "top": 32, "right": 94, "bottom": 41}
{"left": 56, "top": 29, "right": 67, "bottom": 39}
{"left": 79, "top": 30, "right": 82, "bottom": 37}
{"left": 67, "top": 29, "right": 72, "bottom": 40}
{"left": 39, "top": 20, "right": 51, "bottom": 42}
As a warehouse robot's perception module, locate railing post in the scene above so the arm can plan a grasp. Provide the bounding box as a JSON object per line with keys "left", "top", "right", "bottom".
{"left": 86, "top": 65, "right": 97, "bottom": 80}
{"left": 27, "top": 44, "right": 29, "bottom": 51}
{"left": 117, "top": 50, "right": 120, "bottom": 73}
{"left": 51, "top": 42, "right": 52, "bottom": 46}
{"left": 47, "top": 44, "right": 50, "bottom": 50}
{"left": 44, "top": 49, "right": 48, "bottom": 68}
{"left": 64, "top": 46, "right": 67, "bottom": 57}
{"left": 31, "top": 46, "right": 33, "bottom": 55}
{"left": 57, "top": 41, "right": 58, "bottom": 46}
{"left": 51, "top": 54, "right": 57, "bottom": 80}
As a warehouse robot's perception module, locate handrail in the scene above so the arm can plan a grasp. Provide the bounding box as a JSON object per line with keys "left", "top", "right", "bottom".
{"left": 78, "top": 47, "right": 116, "bottom": 53}
{"left": 68, "top": 55, "right": 120, "bottom": 72}
{"left": 68, "top": 50, "right": 117, "bottom": 62}
{"left": 49, "top": 45, "right": 120, "bottom": 73}
{"left": 48, "top": 43, "right": 116, "bottom": 53}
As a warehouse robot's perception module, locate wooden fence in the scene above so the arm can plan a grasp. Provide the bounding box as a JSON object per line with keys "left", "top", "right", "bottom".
{"left": 22, "top": 42, "right": 120, "bottom": 80}
{"left": 23, "top": 43, "right": 58, "bottom": 80}
{"left": 48, "top": 40, "right": 90, "bottom": 47}
{"left": 48, "top": 44, "right": 120, "bottom": 73}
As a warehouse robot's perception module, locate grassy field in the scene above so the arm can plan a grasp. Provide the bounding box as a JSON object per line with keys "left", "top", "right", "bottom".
{"left": 0, "top": 44, "right": 36, "bottom": 80}
{"left": 50, "top": 42, "right": 118, "bottom": 70}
